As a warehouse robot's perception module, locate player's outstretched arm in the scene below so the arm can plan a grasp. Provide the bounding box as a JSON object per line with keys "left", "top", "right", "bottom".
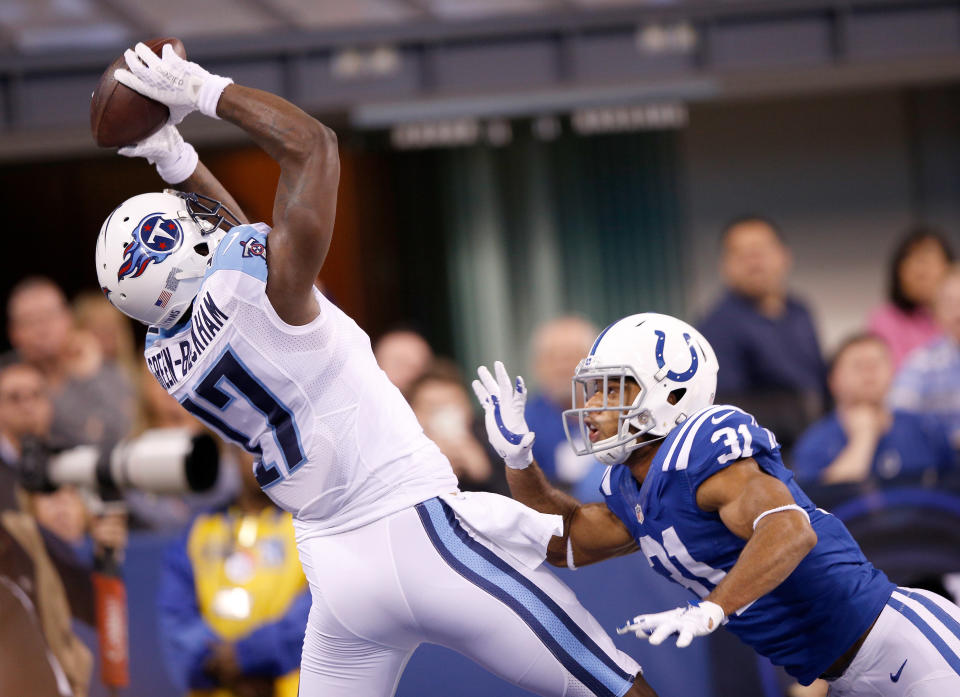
{"left": 216, "top": 85, "right": 339, "bottom": 325}
{"left": 116, "top": 44, "right": 337, "bottom": 325}
{"left": 619, "top": 459, "right": 815, "bottom": 649}
{"left": 695, "top": 458, "right": 817, "bottom": 617}
{"left": 472, "top": 361, "right": 639, "bottom": 567}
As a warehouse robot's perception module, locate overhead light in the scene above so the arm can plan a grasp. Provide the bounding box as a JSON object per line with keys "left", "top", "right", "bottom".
{"left": 391, "top": 118, "right": 481, "bottom": 149}
{"left": 531, "top": 116, "right": 561, "bottom": 141}
{"left": 571, "top": 103, "right": 688, "bottom": 134}
{"left": 332, "top": 45, "right": 401, "bottom": 80}
{"left": 636, "top": 22, "right": 698, "bottom": 55}
{"left": 485, "top": 119, "right": 512, "bottom": 147}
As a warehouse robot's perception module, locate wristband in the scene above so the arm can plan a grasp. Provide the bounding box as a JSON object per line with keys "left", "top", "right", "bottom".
{"left": 154, "top": 140, "right": 198, "bottom": 185}
{"left": 694, "top": 599, "right": 727, "bottom": 628}
{"left": 197, "top": 76, "right": 234, "bottom": 119}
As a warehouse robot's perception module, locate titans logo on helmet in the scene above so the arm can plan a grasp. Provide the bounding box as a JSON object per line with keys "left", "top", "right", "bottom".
{"left": 117, "top": 214, "right": 184, "bottom": 281}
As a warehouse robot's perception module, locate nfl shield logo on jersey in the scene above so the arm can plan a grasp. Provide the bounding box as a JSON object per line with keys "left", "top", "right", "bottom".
{"left": 635, "top": 503, "right": 644, "bottom": 524}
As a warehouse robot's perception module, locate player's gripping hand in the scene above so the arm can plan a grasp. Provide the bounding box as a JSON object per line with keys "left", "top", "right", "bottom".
{"left": 471, "top": 361, "right": 535, "bottom": 470}
{"left": 118, "top": 124, "right": 197, "bottom": 184}
{"left": 617, "top": 600, "right": 725, "bottom": 648}
{"left": 115, "top": 42, "right": 233, "bottom": 124}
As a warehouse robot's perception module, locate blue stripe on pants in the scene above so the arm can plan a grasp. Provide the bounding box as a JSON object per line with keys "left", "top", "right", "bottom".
{"left": 888, "top": 595, "right": 960, "bottom": 676}
{"left": 901, "top": 590, "right": 960, "bottom": 644}
{"left": 415, "top": 498, "right": 634, "bottom": 697}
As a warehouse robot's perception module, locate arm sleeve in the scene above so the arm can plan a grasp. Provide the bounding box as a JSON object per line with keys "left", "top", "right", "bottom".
{"left": 233, "top": 589, "right": 311, "bottom": 677}
{"left": 156, "top": 532, "right": 219, "bottom": 691}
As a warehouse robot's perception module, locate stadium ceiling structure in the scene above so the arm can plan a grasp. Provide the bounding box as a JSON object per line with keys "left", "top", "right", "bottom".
{"left": 1, "top": 0, "right": 959, "bottom": 159}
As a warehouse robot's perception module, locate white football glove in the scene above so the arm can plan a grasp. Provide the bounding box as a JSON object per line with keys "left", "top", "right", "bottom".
{"left": 617, "top": 600, "right": 725, "bottom": 648}
{"left": 118, "top": 124, "right": 197, "bottom": 184}
{"left": 471, "top": 361, "right": 535, "bottom": 470}
{"left": 115, "top": 42, "right": 233, "bottom": 124}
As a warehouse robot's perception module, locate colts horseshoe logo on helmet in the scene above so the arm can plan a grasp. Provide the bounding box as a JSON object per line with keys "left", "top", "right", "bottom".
{"left": 117, "top": 213, "right": 184, "bottom": 281}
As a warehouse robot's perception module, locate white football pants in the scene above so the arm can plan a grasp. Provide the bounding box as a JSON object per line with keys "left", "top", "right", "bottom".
{"left": 295, "top": 497, "right": 641, "bottom": 697}
{"left": 828, "top": 587, "right": 960, "bottom": 696}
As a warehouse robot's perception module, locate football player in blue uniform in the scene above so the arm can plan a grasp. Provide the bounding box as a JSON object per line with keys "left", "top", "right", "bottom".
{"left": 473, "top": 313, "right": 960, "bottom": 696}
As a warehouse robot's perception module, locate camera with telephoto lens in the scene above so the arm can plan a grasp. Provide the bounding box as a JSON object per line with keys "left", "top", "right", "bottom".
{"left": 14, "top": 428, "right": 219, "bottom": 495}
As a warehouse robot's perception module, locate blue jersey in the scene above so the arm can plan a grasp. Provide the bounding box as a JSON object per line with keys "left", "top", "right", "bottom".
{"left": 601, "top": 404, "right": 895, "bottom": 685}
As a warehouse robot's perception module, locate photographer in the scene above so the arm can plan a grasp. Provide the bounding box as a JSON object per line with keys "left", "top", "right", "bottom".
{"left": 0, "top": 361, "right": 128, "bottom": 697}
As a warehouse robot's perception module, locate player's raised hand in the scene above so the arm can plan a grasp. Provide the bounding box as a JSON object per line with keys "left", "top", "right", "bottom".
{"left": 472, "top": 361, "right": 536, "bottom": 470}
{"left": 617, "top": 601, "right": 725, "bottom": 648}
{"left": 115, "top": 42, "right": 233, "bottom": 124}
{"left": 118, "top": 124, "right": 198, "bottom": 184}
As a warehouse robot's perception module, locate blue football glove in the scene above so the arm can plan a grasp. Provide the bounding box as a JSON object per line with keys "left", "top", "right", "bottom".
{"left": 471, "top": 361, "right": 535, "bottom": 469}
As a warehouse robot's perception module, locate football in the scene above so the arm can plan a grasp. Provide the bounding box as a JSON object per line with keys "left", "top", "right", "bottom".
{"left": 90, "top": 37, "right": 186, "bottom": 148}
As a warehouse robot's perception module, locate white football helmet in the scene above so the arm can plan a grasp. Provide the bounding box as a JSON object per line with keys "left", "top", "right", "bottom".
{"left": 562, "top": 313, "right": 718, "bottom": 465}
{"left": 95, "top": 190, "right": 238, "bottom": 329}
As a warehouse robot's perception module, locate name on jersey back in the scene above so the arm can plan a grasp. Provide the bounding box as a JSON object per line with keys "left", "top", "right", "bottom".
{"left": 147, "top": 292, "right": 230, "bottom": 389}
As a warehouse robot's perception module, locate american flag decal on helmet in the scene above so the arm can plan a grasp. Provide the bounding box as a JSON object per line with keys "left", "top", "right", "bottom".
{"left": 155, "top": 290, "right": 173, "bottom": 308}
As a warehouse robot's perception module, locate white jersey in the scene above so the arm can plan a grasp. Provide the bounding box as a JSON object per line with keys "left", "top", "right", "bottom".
{"left": 144, "top": 223, "right": 457, "bottom": 534}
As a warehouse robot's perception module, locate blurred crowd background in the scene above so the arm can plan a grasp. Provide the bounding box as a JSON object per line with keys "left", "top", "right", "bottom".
{"left": 1, "top": 1, "right": 960, "bottom": 697}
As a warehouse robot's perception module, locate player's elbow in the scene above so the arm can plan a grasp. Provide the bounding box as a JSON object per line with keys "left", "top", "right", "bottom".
{"left": 296, "top": 120, "right": 337, "bottom": 161}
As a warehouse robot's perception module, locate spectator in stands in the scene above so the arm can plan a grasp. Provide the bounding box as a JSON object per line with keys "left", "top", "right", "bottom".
{"left": 0, "top": 361, "right": 128, "bottom": 697}
{"left": 791, "top": 334, "right": 953, "bottom": 484}
{"left": 73, "top": 291, "right": 139, "bottom": 385}
{"left": 889, "top": 265, "right": 960, "bottom": 448}
{"left": 698, "top": 216, "right": 827, "bottom": 451}
{"left": 0, "top": 360, "right": 128, "bottom": 554}
{"left": 29, "top": 485, "right": 90, "bottom": 548}
{"left": 408, "top": 359, "right": 507, "bottom": 494}
{"left": 5, "top": 277, "right": 134, "bottom": 447}
{"left": 867, "top": 226, "right": 953, "bottom": 370}
{"left": 0, "top": 361, "right": 52, "bottom": 465}
{"left": 158, "top": 448, "right": 309, "bottom": 697}
{"left": 525, "top": 316, "right": 601, "bottom": 490}
{"left": 373, "top": 328, "right": 434, "bottom": 397}
{"left": 125, "top": 362, "right": 239, "bottom": 531}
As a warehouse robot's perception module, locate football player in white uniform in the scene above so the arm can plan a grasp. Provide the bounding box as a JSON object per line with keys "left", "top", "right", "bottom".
{"left": 95, "top": 43, "right": 657, "bottom": 697}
